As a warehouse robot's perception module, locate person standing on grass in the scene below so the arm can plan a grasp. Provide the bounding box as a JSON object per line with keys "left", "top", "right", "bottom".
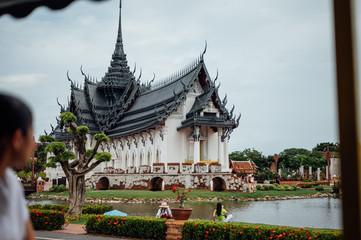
{"left": 0, "top": 93, "right": 35, "bottom": 240}
{"left": 213, "top": 202, "right": 232, "bottom": 222}
{"left": 250, "top": 175, "right": 255, "bottom": 191}
{"left": 156, "top": 202, "right": 173, "bottom": 219}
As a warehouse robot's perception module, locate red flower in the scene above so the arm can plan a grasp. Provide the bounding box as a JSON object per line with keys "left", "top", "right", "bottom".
{"left": 213, "top": 228, "right": 215, "bottom": 231}
{"left": 171, "top": 186, "right": 177, "bottom": 193}
{"left": 177, "top": 196, "right": 180, "bottom": 200}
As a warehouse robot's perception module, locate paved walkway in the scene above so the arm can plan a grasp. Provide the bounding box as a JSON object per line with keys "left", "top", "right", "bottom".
{"left": 53, "top": 224, "right": 87, "bottom": 235}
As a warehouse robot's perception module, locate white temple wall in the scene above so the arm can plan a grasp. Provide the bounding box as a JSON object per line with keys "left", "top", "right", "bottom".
{"left": 207, "top": 127, "right": 219, "bottom": 161}
{"left": 164, "top": 115, "right": 188, "bottom": 164}
{"left": 182, "top": 80, "right": 202, "bottom": 116}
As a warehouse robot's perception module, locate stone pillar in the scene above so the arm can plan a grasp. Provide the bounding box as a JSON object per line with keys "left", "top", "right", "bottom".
{"left": 193, "top": 126, "right": 200, "bottom": 164}
{"left": 218, "top": 130, "right": 224, "bottom": 168}
{"left": 317, "top": 168, "right": 321, "bottom": 181}
{"left": 309, "top": 166, "right": 312, "bottom": 179}
{"left": 223, "top": 139, "right": 230, "bottom": 172}
{"left": 194, "top": 141, "right": 200, "bottom": 164}
{"left": 326, "top": 167, "right": 329, "bottom": 180}
{"left": 165, "top": 220, "right": 187, "bottom": 240}
{"left": 162, "top": 127, "right": 168, "bottom": 173}
{"left": 300, "top": 165, "right": 304, "bottom": 178}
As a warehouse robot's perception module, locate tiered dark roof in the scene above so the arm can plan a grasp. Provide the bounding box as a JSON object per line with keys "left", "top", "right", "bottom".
{"left": 51, "top": 1, "right": 240, "bottom": 141}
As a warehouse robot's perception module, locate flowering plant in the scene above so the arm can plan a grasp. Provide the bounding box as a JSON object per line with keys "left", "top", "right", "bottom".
{"left": 171, "top": 186, "right": 190, "bottom": 208}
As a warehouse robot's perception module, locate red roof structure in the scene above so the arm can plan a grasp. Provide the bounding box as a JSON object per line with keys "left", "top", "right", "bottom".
{"left": 230, "top": 159, "right": 257, "bottom": 175}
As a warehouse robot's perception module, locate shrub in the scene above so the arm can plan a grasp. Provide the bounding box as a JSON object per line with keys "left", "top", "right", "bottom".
{"left": 83, "top": 204, "right": 112, "bottom": 214}
{"left": 268, "top": 185, "right": 274, "bottom": 190}
{"left": 273, "top": 183, "right": 280, "bottom": 187}
{"left": 48, "top": 184, "right": 68, "bottom": 192}
{"left": 86, "top": 215, "right": 166, "bottom": 240}
{"left": 302, "top": 179, "right": 313, "bottom": 182}
{"left": 291, "top": 184, "right": 297, "bottom": 190}
{"left": 301, "top": 184, "right": 313, "bottom": 188}
{"left": 58, "top": 184, "right": 68, "bottom": 192}
{"left": 182, "top": 220, "right": 343, "bottom": 240}
{"left": 256, "top": 185, "right": 262, "bottom": 190}
{"left": 29, "top": 209, "right": 65, "bottom": 230}
{"left": 29, "top": 204, "right": 69, "bottom": 212}
{"left": 315, "top": 186, "right": 324, "bottom": 191}
{"left": 263, "top": 185, "right": 270, "bottom": 191}
{"left": 28, "top": 204, "right": 112, "bottom": 214}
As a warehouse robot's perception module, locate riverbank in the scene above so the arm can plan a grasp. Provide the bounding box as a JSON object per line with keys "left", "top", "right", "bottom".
{"left": 29, "top": 189, "right": 334, "bottom": 203}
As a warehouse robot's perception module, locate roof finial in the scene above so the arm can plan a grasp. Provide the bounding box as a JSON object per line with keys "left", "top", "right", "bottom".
{"left": 114, "top": 0, "right": 125, "bottom": 56}
{"left": 201, "top": 40, "right": 207, "bottom": 60}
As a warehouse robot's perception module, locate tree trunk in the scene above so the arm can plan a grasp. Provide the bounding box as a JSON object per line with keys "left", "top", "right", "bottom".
{"left": 67, "top": 174, "right": 85, "bottom": 216}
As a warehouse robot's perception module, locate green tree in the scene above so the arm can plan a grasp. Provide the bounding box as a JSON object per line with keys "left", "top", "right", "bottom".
{"left": 40, "top": 112, "right": 111, "bottom": 216}
{"left": 229, "top": 148, "right": 269, "bottom": 169}
{"left": 279, "top": 148, "right": 311, "bottom": 170}
{"left": 312, "top": 142, "right": 339, "bottom": 152}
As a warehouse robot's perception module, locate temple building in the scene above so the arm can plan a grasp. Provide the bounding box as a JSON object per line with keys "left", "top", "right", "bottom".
{"left": 46, "top": 1, "right": 242, "bottom": 191}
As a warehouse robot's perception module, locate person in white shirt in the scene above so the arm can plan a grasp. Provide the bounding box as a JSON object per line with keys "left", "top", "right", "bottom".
{"left": 156, "top": 202, "right": 172, "bottom": 219}
{"left": 0, "top": 93, "right": 35, "bottom": 240}
{"left": 250, "top": 175, "right": 255, "bottom": 191}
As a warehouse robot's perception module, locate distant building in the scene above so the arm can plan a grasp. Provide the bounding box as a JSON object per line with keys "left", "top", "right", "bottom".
{"left": 46, "top": 1, "right": 243, "bottom": 191}
{"left": 230, "top": 160, "right": 257, "bottom": 175}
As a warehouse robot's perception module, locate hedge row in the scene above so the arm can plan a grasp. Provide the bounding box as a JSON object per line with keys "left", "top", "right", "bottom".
{"left": 86, "top": 215, "right": 167, "bottom": 240}
{"left": 29, "top": 209, "right": 65, "bottom": 231}
{"left": 28, "top": 204, "right": 112, "bottom": 214}
{"left": 182, "top": 220, "right": 343, "bottom": 240}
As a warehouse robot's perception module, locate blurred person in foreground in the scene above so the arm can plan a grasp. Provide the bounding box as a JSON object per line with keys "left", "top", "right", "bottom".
{"left": 0, "top": 93, "right": 35, "bottom": 240}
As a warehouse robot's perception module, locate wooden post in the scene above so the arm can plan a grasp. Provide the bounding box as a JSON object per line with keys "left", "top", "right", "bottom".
{"left": 333, "top": 0, "right": 361, "bottom": 238}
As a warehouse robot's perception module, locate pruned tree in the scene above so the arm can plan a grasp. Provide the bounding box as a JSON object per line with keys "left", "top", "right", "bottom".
{"left": 40, "top": 112, "right": 111, "bottom": 215}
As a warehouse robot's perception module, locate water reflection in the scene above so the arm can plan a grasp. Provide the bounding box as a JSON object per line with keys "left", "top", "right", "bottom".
{"left": 28, "top": 197, "right": 342, "bottom": 229}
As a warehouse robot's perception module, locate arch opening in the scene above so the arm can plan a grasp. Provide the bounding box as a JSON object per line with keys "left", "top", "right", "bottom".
{"left": 212, "top": 177, "right": 226, "bottom": 192}
{"left": 149, "top": 177, "right": 163, "bottom": 191}
{"left": 96, "top": 177, "right": 110, "bottom": 190}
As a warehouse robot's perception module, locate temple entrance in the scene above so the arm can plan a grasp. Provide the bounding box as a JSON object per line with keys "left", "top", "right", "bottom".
{"left": 96, "top": 177, "right": 110, "bottom": 190}
{"left": 149, "top": 177, "right": 163, "bottom": 191}
{"left": 212, "top": 177, "right": 226, "bottom": 191}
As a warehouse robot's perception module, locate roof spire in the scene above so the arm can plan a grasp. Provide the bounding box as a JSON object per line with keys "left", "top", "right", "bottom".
{"left": 114, "top": 0, "right": 125, "bottom": 57}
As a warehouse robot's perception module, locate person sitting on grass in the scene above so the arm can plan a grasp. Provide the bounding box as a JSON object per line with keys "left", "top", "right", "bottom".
{"left": 0, "top": 93, "right": 35, "bottom": 240}
{"left": 213, "top": 202, "right": 233, "bottom": 222}
{"left": 156, "top": 202, "right": 173, "bottom": 219}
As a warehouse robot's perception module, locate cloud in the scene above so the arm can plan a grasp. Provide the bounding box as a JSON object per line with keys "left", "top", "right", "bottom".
{"left": 0, "top": 0, "right": 344, "bottom": 156}
{"left": 0, "top": 73, "right": 47, "bottom": 87}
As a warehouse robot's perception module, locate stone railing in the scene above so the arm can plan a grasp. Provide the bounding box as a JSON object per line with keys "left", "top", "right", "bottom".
{"left": 209, "top": 163, "right": 221, "bottom": 173}
{"left": 167, "top": 163, "right": 180, "bottom": 174}
{"left": 153, "top": 163, "right": 165, "bottom": 174}
{"left": 182, "top": 163, "right": 193, "bottom": 174}
{"left": 194, "top": 162, "right": 207, "bottom": 173}
{"left": 99, "top": 162, "right": 223, "bottom": 175}
{"left": 139, "top": 165, "right": 151, "bottom": 174}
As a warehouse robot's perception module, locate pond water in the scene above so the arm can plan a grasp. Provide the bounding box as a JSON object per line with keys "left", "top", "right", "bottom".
{"left": 28, "top": 197, "right": 342, "bottom": 229}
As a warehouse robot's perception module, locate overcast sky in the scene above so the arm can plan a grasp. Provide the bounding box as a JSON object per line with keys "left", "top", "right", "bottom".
{"left": 1, "top": 0, "right": 360, "bottom": 156}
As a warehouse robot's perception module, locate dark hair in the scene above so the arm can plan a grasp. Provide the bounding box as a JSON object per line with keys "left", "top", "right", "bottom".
{"left": 0, "top": 93, "right": 33, "bottom": 140}
{"left": 216, "top": 202, "right": 222, "bottom": 216}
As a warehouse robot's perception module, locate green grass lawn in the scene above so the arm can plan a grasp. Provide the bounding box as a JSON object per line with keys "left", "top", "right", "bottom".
{"left": 33, "top": 188, "right": 324, "bottom": 200}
